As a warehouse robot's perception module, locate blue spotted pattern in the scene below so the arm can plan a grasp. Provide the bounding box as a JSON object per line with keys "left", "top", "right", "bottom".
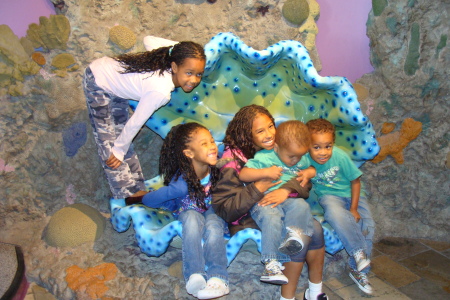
{"left": 132, "top": 32, "right": 379, "bottom": 167}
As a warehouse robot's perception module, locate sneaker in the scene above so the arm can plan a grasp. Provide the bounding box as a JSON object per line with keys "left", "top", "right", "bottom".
{"left": 186, "top": 273, "right": 206, "bottom": 297}
{"left": 197, "top": 277, "right": 230, "bottom": 299}
{"left": 349, "top": 269, "right": 373, "bottom": 294}
{"left": 303, "top": 289, "right": 329, "bottom": 300}
{"left": 353, "top": 249, "right": 370, "bottom": 271}
{"left": 260, "top": 259, "right": 288, "bottom": 285}
{"left": 278, "top": 226, "right": 304, "bottom": 255}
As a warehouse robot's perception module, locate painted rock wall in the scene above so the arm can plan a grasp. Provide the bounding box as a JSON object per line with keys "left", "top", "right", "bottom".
{"left": 0, "top": 0, "right": 448, "bottom": 299}
{"left": 358, "top": 0, "right": 449, "bottom": 241}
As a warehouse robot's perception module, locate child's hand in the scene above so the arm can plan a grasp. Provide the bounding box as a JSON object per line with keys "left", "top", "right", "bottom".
{"left": 258, "top": 188, "right": 290, "bottom": 208}
{"left": 296, "top": 167, "right": 316, "bottom": 187}
{"left": 264, "top": 166, "right": 283, "bottom": 180}
{"left": 106, "top": 154, "right": 122, "bottom": 169}
{"left": 254, "top": 179, "right": 281, "bottom": 194}
{"left": 350, "top": 208, "right": 361, "bottom": 222}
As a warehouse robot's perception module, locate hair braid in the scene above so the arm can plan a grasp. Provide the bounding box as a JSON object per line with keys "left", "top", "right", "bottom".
{"left": 159, "top": 122, "right": 218, "bottom": 210}
{"left": 115, "top": 41, "right": 206, "bottom": 76}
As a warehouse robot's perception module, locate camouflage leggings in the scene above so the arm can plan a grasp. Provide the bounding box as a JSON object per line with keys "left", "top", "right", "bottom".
{"left": 83, "top": 67, "right": 145, "bottom": 199}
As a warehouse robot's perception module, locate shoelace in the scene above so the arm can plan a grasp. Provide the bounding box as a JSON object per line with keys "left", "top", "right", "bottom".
{"left": 354, "top": 249, "right": 365, "bottom": 260}
{"left": 266, "top": 260, "right": 285, "bottom": 272}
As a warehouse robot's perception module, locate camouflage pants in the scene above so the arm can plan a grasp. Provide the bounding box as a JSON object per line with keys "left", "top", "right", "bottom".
{"left": 83, "top": 67, "right": 145, "bottom": 199}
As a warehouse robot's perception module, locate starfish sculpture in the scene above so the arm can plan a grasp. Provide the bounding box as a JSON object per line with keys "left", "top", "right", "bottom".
{"left": 257, "top": 5, "right": 270, "bottom": 16}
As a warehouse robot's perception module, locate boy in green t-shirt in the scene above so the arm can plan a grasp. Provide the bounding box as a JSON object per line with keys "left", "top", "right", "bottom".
{"left": 305, "top": 118, "right": 375, "bottom": 295}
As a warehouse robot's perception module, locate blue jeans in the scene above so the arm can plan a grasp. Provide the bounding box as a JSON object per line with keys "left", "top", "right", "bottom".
{"left": 178, "top": 207, "right": 228, "bottom": 283}
{"left": 250, "top": 198, "right": 314, "bottom": 263}
{"left": 319, "top": 194, "right": 375, "bottom": 274}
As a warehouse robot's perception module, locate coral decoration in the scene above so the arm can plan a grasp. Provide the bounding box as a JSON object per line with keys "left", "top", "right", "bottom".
{"left": 381, "top": 122, "right": 395, "bottom": 134}
{"left": 109, "top": 25, "right": 137, "bottom": 50}
{"left": 371, "top": 118, "right": 422, "bottom": 164}
{"left": 31, "top": 52, "right": 46, "bottom": 65}
{"left": 65, "top": 263, "right": 118, "bottom": 299}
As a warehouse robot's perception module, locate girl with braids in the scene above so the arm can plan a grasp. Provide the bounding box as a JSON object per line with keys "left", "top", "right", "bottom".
{"left": 141, "top": 122, "right": 229, "bottom": 300}
{"left": 83, "top": 40, "right": 206, "bottom": 201}
{"left": 212, "top": 105, "right": 328, "bottom": 300}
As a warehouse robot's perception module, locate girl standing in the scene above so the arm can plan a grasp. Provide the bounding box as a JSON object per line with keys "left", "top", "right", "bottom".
{"left": 142, "top": 123, "right": 229, "bottom": 300}
{"left": 212, "top": 105, "right": 328, "bottom": 300}
{"left": 83, "top": 40, "right": 206, "bottom": 200}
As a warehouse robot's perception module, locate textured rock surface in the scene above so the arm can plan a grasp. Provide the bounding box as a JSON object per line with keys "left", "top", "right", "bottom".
{"left": 0, "top": 0, "right": 448, "bottom": 299}
{"left": 44, "top": 203, "right": 106, "bottom": 247}
{"left": 359, "top": 0, "right": 449, "bottom": 242}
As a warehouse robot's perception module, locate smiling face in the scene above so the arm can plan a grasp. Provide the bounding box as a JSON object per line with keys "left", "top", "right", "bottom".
{"left": 171, "top": 58, "right": 205, "bottom": 93}
{"left": 274, "top": 142, "right": 309, "bottom": 167}
{"left": 309, "top": 132, "right": 334, "bottom": 164}
{"left": 183, "top": 128, "right": 218, "bottom": 173}
{"left": 251, "top": 113, "right": 276, "bottom": 151}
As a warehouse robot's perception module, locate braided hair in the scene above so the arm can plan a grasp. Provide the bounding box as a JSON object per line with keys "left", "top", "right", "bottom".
{"left": 159, "top": 122, "right": 219, "bottom": 209}
{"left": 223, "top": 104, "right": 275, "bottom": 162}
{"left": 114, "top": 41, "right": 206, "bottom": 75}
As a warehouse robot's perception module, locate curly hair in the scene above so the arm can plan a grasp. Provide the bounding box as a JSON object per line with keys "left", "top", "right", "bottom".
{"left": 276, "top": 120, "right": 311, "bottom": 149}
{"left": 306, "top": 118, "right": 336, "bottom": 142}
{"left": 115, "top": 41, "right": 206, "bottom": 75}
{"left": 223, "top": 104, "right": 275, "bottom": 161}
{"left": 159, "top": 122, "right": 219, "bottom": 209}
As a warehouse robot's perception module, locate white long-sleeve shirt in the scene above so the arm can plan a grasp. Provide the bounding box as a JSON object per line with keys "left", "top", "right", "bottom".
{"left": 89, "top": 56, "right": 175, "bottom": 161}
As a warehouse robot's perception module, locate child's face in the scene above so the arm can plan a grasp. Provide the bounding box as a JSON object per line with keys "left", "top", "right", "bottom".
{"left": 252, "top": 113, "right": 276, "bottom": 151}
{"left": 183, "top": 128, "right": 218, "bottom": 166}
{"left": 171, "top": 58, "right": 205, "bottom": 93}
{"left": 309, "top": 132, "right": 334, "bottom": 164}
{"left": 274, "top": 143, "right": 309, "bottom": 167}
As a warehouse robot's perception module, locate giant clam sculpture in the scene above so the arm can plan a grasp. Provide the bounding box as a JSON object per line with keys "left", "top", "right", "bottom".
{"left": 114, "top": 32, "right": 380, "bottom": 260}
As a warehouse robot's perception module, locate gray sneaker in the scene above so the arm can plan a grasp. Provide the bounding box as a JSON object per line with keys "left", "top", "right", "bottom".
{"left": 278, "top": 226, "right": 304, "bottom": 255}
{"left": 260, "top": 259, "right": 288, "bottom": 285}
{"left": 349, "top": 269, "right": 373, "bottom": 294}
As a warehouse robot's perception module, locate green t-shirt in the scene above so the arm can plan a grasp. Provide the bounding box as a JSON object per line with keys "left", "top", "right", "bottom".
{"left": 304, "top": 146, "right": 362, "bottom": 198}
{"left": 245, "top": 149, "right": 309, "bottom": 192}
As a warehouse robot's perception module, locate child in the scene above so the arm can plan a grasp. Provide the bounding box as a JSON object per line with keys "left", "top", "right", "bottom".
{"left": 139, "top": 123, "right": 229, "bottom": 299}
{"left": 83, "top": 39, "right": 206, "bottom": 202}
{"left": 239, "top": 120, "right": 316, "bottom": 283}
{"left": 213, "top": 105, "right": 328, "bottom": 300}
{"left": 305, "top": 118, "right": 375, "bottom": 295}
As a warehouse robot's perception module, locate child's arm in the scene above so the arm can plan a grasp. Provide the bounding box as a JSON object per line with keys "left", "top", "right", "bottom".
{"left": 142, "top": 177, "right": 188, "bottom": 209}
{"left": 239, "top": 165, "right": 282, "bottom": 182}
{"left": 296, "top": 166, "right": 316, "bottom": 187}
{"left": 350, "top": 177, "right": 362, "bottom": 222}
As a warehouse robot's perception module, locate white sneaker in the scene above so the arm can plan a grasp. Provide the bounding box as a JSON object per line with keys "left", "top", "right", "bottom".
{"left": 260, "top": 259, "right": 288, "bottom": 285}
{"left": 353, "top": 249, "right": 370, "bottom": 271}
{"left": 197, "top": 277, "right": 230, "bottom": 299}
{"left": 278, "top": 226, "right": 304, "bottom": 255}
{"left": 186, "top": 273, "right": 206, "bottom": 297}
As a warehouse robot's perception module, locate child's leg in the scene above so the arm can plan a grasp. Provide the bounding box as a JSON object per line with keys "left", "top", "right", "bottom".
{"left": 84, "top": 68, "right": 145, "bottom": 198}
{"left": 203, "top": 207, "right": 228, "bottom": 282}
{"left": 250, "top": 204, "right": 290, "bottom": 263}
{"left": 280, "top": 261, "right": 304, "bottom": 299}
{"left": 284, "top": 220, "right": 327, "bottom": 300}
{"left": 178, "top": 209, "right": 206, "bottom": 281}
{"left": 349, "top": 196, "right": 375, "bottom": 274}
{"left": 197, "top": 207, "right": 230, "bottom": 299}
{"left": 282, "top": 198, "right": 314, "bottom": 236}
{"left": 319, "top": 195, "right": 367, "bottom": 257}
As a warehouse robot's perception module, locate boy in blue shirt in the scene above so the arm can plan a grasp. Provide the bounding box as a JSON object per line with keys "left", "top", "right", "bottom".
{"left": 305, "top": 118, "right": 375, "bottom": 294}
{"left": 239, "top": 120, "right": 317, "bottom": 286}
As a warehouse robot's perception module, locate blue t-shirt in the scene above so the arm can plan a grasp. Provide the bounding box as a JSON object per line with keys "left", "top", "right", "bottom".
{"left": 245, "top": 149, "right": 309, "bottom": 192}
{"left": 303, "top": 146, "right": 362, "bottom": 198}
